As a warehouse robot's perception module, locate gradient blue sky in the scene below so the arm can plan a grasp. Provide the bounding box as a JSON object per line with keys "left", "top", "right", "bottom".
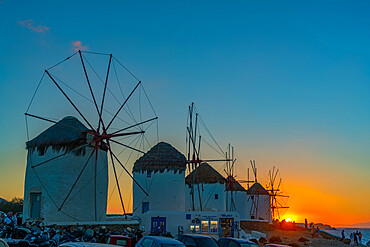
{"left": 0, "top": 1, "right": 369, "bottom": 225}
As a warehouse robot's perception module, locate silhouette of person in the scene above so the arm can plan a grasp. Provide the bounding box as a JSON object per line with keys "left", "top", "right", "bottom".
{"left": 358, "top": 231, "right": 362, "bottom": 244}
{"left": 350, "top": 232, "right": 354, "bottom": 246}
{"left": 354, "top": 232, "right": 358, "bottom": 245}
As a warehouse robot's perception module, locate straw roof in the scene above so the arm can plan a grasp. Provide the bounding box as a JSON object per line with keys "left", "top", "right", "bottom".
{"left": 185, "top": 163, "right": 226, "bottom": 184}
{"left": 247, "top": 182, "right": 269, "bottom": 195}
{"left": 225, "top": 176, "right": 246, "bottom": 191}
{"left": 133, "top": 142, "right": 187, "bottom": 173}
{"left": 26, "top": 116, "right": 90, "bottom": 156}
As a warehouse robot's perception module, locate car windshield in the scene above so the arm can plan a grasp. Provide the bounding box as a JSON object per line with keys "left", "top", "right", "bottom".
{"left": 162, "top": 244, "right": 185, "bottom": 247}
{"left": 195, "top": 238, "right": 218, "bottom": 247}
{"left": 240, "top": 243, "right": 258, "bottom": 247}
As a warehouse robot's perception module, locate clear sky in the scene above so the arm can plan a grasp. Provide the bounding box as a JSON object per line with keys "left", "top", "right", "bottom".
{"left": 0, "top": 1, "right": 369, "bottom": 226}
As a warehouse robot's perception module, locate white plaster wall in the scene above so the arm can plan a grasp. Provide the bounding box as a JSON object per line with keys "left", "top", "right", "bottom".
{"left": 133, "top": 170, "right": 185, "bottom": 217}
{"left": 225, "top": 191, "right": 249, "bottom": 220}
{"left": 23, "top": 146, "right": 108, "bottom": 223}
{"left": 257, "top": 195, "right": 271, "bottom": 222}
{"left": 185, "top": 183, "right": 225, "bottom": 211}
{"left": 245, "top": 195, "right": 271, "bottom": 222}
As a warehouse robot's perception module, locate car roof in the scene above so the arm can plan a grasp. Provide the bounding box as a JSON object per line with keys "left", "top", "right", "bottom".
{"left": 181, "top": 234, "right": 212, "bottom": 239}
{"left": 144, "top": 236, "right": 184, "bottom": 244}
{"left": 218, "top": 238, "right": 256, "bottom": 244}
{"left": 109, "top": 235, "right": 131, "bottom": 239}
{"left": 263, "top": 245, "right": 290, "bottom": 247}
{"left": 61, "top": 243, "right": 118, "bottom": 247}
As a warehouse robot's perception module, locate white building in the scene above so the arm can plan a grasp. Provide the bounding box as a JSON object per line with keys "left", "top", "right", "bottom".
{"left": 246, "top": 182, "right": 271, "bottom": 221}
{"left": 225, "top": 176, "right": 250, "bottom": 220}
{"left": 184, "top": 163, "right": 271, "bottom": 222}
{"left": 23, "top": 116, "right": 108, "bottom": 223}
{"left": 132, "top": 143, "right": 240, "bottom": 238}
{"left": 133, "top": 142, "right": 187, "bottom": 216}
{"left": 185, "top": 163, "right": 226, "bottom": 212}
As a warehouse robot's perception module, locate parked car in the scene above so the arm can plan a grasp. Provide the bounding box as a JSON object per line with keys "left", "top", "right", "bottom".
{"left": 218, "top": 238, "right": 258, "bottom": 247}
{"left": 178, "top": 234, "right": 218, "bottom": 247}
{"left": 264, "top": 245, "right": 290, "bottom": 247}
{"left": 107, "top": 235, "right": 132, "bottom": 247}
{"left": 60, "top": 242, "right": 118, "bottom": 247}
{"left": 0, "top": 239, "right": 9, "bottom": 247}
{"left": 137, "top": 236, "right": 185, "bottom": 247}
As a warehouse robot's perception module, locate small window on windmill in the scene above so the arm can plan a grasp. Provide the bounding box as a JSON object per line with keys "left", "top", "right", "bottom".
{"left": 215, "top": 194, "right": 219, "bottom": 200}
{"left": 142, "top": 202, "right": 149, "bottom": 214}
{"left": 147, "top": 171, "right": 152, "bottom": 178}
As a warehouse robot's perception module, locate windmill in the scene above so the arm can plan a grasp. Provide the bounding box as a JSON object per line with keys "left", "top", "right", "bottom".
{"left": 186, "top": 102, "right": 231, "bottom": 211}
{"left": 224, "top": 144, "right": 237, "bottom": 211}
{"left": 246, "top": 160, "right": 261, "bottom": 219}
{"left": 266, "top": 166, "right": 289, "bottom": 220}
{"left": 25, "top": 50, "right": 158, "bottom": 221}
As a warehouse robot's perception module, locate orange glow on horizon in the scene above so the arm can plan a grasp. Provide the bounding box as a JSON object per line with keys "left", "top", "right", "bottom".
{"left": 282, "top": 213, "right": 298, "bottom": 223}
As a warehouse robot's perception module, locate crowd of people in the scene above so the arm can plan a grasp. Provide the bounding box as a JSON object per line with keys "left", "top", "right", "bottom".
{"left": 0, "top": 212, "right": 18, "bottom": 227}
{"left": 345, "top": 230, "right": 363, "bottom": 246}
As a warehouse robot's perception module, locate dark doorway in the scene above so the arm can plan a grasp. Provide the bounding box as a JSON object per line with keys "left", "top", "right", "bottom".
{"left": 30, "top": 192, "right": 41, "bottom": 219}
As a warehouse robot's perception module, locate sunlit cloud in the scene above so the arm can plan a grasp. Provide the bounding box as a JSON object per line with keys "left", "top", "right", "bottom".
{"left": 72, "top": 41, "right": 88, "bottom": 52}
{"left": 18, "top": 19, "right": 49, "bottom": 33}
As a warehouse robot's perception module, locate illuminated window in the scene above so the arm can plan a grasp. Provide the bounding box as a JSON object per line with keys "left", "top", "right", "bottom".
{"left": 201, "top": 220, "right": 209, "bottom": 233}
{"left": 147, "top": 171, "right": 152, "bottom": 178}
{"left": 210, "top": 220, "right": 218, "bottom": 233}
{"left": 190, "top": 225, "right": 200, "bottom": 233}
{"left": 190, "top": 225, "right": 195, "bottom": 232}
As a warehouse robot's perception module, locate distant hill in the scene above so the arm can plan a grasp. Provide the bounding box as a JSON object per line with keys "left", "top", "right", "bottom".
{"left": 0, "top": 198, "right": 7, "bottom": 203}
{"left": 335, "top": 222, "right": 370, "bottom": 228}
{"left": 313, "top": 223, "right": 336, "bottom": 230}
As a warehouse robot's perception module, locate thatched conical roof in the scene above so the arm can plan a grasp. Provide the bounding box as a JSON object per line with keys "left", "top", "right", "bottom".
{"left": 26, "top": 116, "right": 90, "bottom": 156}
{"left": 133, "top": 142, "right": 187, "bottom": 173}
{"left": 225, "top": 176, "right": 246, "bottom": 191}
{"left": 247, "top": 182, "right": 269, "bottom": 195}
{"left": 185, "top": 163, "right": 226, "bottom": 184}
